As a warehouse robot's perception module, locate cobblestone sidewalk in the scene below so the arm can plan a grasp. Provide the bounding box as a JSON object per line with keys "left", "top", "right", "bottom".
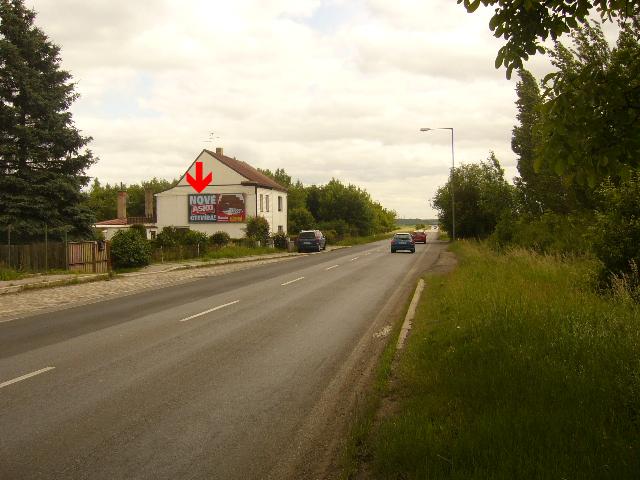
{"left": 0, "top": 255, "right": 298, "bottom": 322}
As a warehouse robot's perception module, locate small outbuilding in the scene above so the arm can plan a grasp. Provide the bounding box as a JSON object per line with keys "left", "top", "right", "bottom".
{"left": 155, "top": 148, "right": 288, "bottom": 238}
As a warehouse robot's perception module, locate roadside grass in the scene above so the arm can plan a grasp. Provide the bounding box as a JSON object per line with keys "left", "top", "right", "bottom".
{"left": 368, "top": 242, "right": 640, "bottom": 479}
{"left": 340, "top": 296, "right": 410, "bottom": 479}
{"left": 336, "top": 232, "right": 395, "bottom": 246}
{"left": 0, "top": 267, "right": 24, "bottom": 281}
{"left": 199, "top": 245, "right": 277, "bottom": 260}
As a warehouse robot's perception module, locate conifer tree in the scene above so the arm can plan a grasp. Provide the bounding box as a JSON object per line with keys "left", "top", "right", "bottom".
{"left": 0, "top": 0, "right": 95, "bottom": 241}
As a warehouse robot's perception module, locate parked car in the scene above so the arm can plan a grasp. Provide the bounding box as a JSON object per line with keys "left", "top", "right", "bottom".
{"left": 411, "top": 230, "right": 427, "bottom": 244}
{"left": 391, "top": 232, "right": 415, "bottom": 253}
{"left": 297, "top": 230, "right": 326, "bottom": 252}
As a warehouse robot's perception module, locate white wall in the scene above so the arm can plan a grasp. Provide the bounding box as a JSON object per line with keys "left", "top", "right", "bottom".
{"left": 156, "top": 150, "right": 288, "bottom": 237}
{"left": 255, "top": 187, "right": 288, "bottom": 235}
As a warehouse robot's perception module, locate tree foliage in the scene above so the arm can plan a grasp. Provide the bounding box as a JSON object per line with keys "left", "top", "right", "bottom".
{"left": 512, "top": 69, "right": 584, "bottom": 214}
{"left": 458, "top": 0, "right": 639, "bottom": 77}
{"left": 260, "top": 169, "right": 396, "bottom": 237}
{"left": 0, "top": 0, "right": 95, "bottom": 240}
{"left": 84, "top": 177, "right": 178, "bottom": 221}
{"left": 537, "top": 20, "right": 640, "bottom": 186}
{"left": 433, "top": 152, "right": 513, "bottom": 239}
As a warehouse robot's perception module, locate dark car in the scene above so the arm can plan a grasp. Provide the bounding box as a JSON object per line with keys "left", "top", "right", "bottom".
{"left": 297, "top": 230, "right": 326, "bottom": 252}
{"left": 411, "top": 230, "right": 427, "bottom": 244}
{"left": 391, "top": 232, "right": 415, "bottom": 253}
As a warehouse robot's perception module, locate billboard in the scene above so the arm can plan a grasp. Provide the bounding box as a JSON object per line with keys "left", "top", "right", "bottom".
{"left": 189, "top": 194, "right": 217, "bottom": 222}
{"left": 188, "top": 193, "right": 245, "bottom": 223}
{"left": 217, "top": 194, "right": 246, "bottom": 223}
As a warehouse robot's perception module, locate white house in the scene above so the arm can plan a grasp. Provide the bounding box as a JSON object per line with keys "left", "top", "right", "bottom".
{"left": 155, "top": 148, "right": 288, "bottom": 238}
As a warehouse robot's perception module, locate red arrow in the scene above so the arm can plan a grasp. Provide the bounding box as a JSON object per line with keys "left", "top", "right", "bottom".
{"left": 186, "top": 162, "right": 212, "bottom": 193}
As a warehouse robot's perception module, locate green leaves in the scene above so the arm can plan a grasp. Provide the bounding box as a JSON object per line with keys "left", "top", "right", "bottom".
{"left": 458, "top": 0, "right": 640, "bottom": 77}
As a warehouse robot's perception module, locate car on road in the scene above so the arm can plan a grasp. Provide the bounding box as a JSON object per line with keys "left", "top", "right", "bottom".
{"left": 411, "top": 230, "right": 427, "bottom": 244}
{"left": 391, "top": 232, "right": 415, "bottom": 253}
{"left": 297, "top": 230, "right": 326, "bottom": 252}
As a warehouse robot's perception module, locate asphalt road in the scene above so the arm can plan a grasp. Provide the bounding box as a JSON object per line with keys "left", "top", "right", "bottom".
{"left": 0, "top": 233, "right": 445, "bottom": 479}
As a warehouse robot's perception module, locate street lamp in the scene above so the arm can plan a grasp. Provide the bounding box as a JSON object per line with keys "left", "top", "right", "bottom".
{"left": 420, "top": 127, "right": 455, "bottom": 241}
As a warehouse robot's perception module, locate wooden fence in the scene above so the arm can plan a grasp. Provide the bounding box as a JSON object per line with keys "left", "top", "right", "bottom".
{"left": 67, "top": 241, "right": 111, "bottom": 273}
{"left": 0, "top": 241, "right": 110, "bottom": 273}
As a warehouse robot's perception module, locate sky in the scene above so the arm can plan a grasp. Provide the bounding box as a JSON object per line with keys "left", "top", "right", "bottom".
{"left": 26, "top": 0, "right": 554, "bottom": 218}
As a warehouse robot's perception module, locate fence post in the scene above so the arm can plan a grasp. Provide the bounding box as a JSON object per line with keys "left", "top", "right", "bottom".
{"left": 161, "top": 245, "right": 164, "bottom": 263}
{"left": 7, "top": 224, "right": 11, "bottom": 269}
{"left": 92, "top": 241, "right": 97, "bottom": 273}
{"left": 44, "top": 224, "right": 48, "bottom": 273}
{"left": 197, "top": 242, "right": 200, "bottom": 257}
{"left": 64, "top": 231, "right": 68, "bottom": 270}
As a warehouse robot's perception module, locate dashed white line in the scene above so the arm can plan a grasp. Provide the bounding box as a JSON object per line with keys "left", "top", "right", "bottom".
{"left": 349, "top": 257, "right": 359, "bottom": 262}
{"left": 0, "top": 367, "right": 56, "bottom": 389}
{"left": 179, "top": 300, "right": 240, "bottom": 322}
{"left": 281, "top": 276, "right": 305, "bottom": 286}
{"left": 326, "top": 265, "right": 339, "bottom": 271}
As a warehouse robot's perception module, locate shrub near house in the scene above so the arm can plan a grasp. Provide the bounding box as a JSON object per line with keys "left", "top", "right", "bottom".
{"left": 110, "top": 229, "right": 151, "bottom": 268}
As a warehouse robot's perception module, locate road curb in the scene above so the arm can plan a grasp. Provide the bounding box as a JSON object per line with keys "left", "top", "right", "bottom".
{"left": 0, "top": 274, "right": 109, "bottom": 296}
{"left": 396, "top": 278, "right": 425, "bottom": 350}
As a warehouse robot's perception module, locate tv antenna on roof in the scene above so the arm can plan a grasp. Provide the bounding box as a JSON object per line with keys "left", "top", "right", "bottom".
{"left": 204, "top": 131, "right": 220, "bottom": 143}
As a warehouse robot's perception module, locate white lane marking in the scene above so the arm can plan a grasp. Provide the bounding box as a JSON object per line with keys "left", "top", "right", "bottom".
{"left": 281, "top": 276, "right": 304, "bottom": 286}
{"left": 326, "top": 265, "right": 339, "bottom": 271}
{"left": 179, "top": 300, "right": 240, "bottom": 323}
{"left": 349, "top": 257, "right": 359, "bottom": 262}
{"left": 364, "top": 252, "right": 371, "bottom": 256}
{"left": 0, "top": 366, "right": 55, "bottom": 389}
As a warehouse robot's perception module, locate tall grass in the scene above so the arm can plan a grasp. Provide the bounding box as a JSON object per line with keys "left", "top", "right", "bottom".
{"left": 0, "top": 266, "right": 23, "bottom": 281}
{"left": 371, "top": 242, "right": 640, "bottom": 479}
{"left": 198, "top": 245, "right": 276, "bottom": 261}
{"left": 335, "top": 232, "right": 395, "bottom": 246}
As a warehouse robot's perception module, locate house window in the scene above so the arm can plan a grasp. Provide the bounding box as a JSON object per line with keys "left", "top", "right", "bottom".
{"left": 260, "top": 194, "right": 263, "bottom": 212}
{"left": 266, "top": 195, "right": 270, "bottom": 212}
{"left": 278, "top": 225, "right": 283, "bottom": 233}
{"left": 150, "top": 231, "right": 156, "bottom": 240}
{"left": 278, "top": 196, "right": 283, "bottom": 212}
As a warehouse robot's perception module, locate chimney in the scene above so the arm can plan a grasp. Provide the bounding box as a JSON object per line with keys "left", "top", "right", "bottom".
{"left": 216, "top": 147, "right": 223, "bottom": 156}
{"left": 144, "top": 189, "right": 154, "bottom": 220}
{"left": 117, "top": 191, "right": 128, "bottom": 220}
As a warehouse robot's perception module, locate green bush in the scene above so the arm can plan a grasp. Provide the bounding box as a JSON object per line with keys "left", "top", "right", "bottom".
{"left": 110, "top": 228, "right": 152, "bottom": 268}
{"left": 592, "top": 174, "right": 640, "bottom": 286}
{"left": 245, "top": 216, "right": 270, "bottom": 241}
{"left": 491, "top": 212, "right": 592, "bottom": 255}
{"left": 155, "top": 226, "right": 207, "bottom": 247}
{"left": 210, "top": 231, "right": 231, "bottom": 248}
{"left": 129, "top": 223, "right": 147, "bottom": 238}
{"left": 271, "top": 232, "right": 288, "bottom": 249}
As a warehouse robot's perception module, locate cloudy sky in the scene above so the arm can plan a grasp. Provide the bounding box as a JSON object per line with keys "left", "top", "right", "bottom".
{"left": 27, "top": 0, "right": 549, "bottom": 218}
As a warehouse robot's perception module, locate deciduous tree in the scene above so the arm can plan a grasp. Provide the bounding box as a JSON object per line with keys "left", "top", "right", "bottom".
{"left": 458, "top": 0, "right": 639, "bottom": 77}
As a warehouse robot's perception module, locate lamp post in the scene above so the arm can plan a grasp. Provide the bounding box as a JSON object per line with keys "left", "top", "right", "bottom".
{"left": 420, "top": 127, "right": 455, "bottom": 241}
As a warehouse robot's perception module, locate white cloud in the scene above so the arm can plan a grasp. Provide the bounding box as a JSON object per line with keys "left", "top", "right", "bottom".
{"left": 26, "top": 0, "right": 525, "bottom": 218}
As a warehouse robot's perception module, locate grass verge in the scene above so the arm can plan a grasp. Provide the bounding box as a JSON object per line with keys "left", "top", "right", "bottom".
{"left": 336, "top": 232, "right": 395, "bottom": 247}
{"left": 0, "top": 267, "right": 24, "bottom": 281}
{"left": 199, "top": 245, "right": 278, "bottom": 260}
{"left": 366, "top": 241, "right": 640, "bottom": 479}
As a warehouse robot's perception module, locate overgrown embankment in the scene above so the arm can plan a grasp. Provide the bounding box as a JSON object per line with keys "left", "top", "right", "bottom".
{"left": 363, "top": 242, "right": 640, "bottom": 479}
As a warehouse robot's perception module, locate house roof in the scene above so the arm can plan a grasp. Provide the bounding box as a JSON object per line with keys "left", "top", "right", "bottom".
{"left": 94, "top": 219, "right": 128, "bottom": 226}
{"left": 204, "top": 149, "right": 287, "bottom": 192}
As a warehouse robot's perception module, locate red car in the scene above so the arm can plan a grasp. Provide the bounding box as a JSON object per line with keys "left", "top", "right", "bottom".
{"left": 411, "top": 230, "right": 427, "bottom": 244}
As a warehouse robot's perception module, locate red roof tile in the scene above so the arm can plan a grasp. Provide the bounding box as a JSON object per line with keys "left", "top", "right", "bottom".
{"left": 94, "top": 219, "right": 128, "bottom": 226}
{"left": 204, "top": 149, "right": 287, "bottom": 192}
